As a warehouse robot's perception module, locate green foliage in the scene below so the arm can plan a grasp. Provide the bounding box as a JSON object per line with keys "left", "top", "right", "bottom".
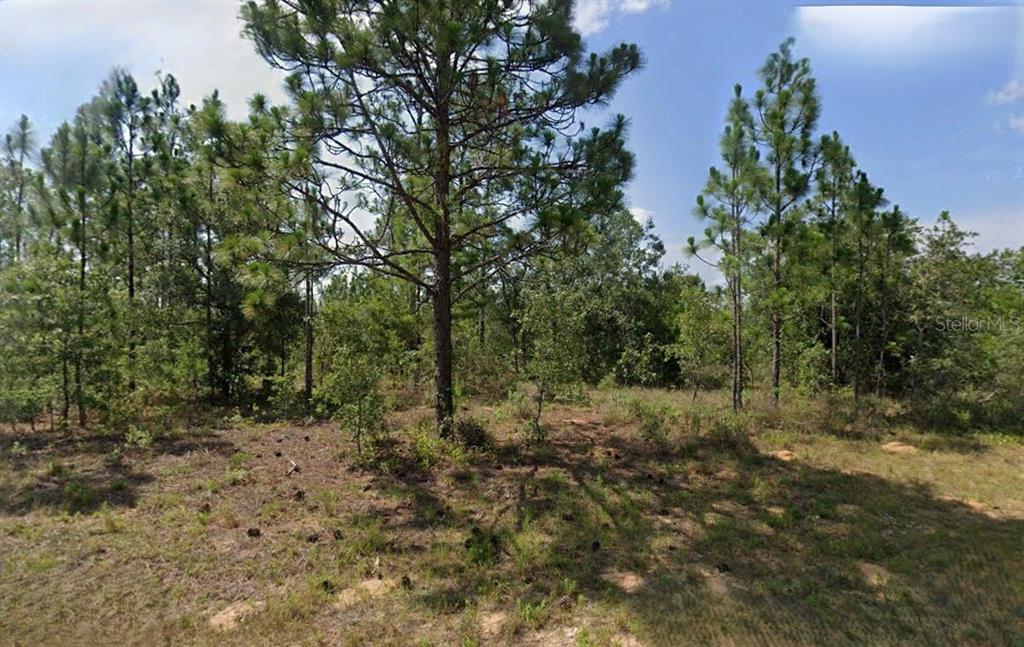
{"left": 614, "top": 332, "right": 664, "bottom": 387}
{"left": 123, "top": 425, "right": 153, "bottom": 448}
{"left": 408, "top": 419, "right": 445, "bottom": 471}
{"left": 0, "top": 33, "right": 1018, "bottom": 459}
{"left": 452, "top": 417, "right": 490, "bottom": 450}
{"left": 464, "top": 525, "right": 502, "bottom": 566}
{"left": 62, "top": 481, "right": 96, "bottom": 513}
{"left": 315, "top": 345, "right": 388, "bottom": 455}
{"left": 670, "top": 283, "right": 731, "bottom": 393}
{"left": 264, "top": 374, "right": 306, "bottom": 420}
{"left": 520, "top": 275, "right": 586, "bottom": 433}
{"left": 628, "top": 398, "right": 678, "bottom": 443}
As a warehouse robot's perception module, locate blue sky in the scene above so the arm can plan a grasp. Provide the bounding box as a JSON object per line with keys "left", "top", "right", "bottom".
{"left": 2, "top": 0, "right": 1022, "bottom": 279}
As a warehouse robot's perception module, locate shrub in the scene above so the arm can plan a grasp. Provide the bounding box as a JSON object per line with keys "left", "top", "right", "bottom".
{"left": 464, "top": 525, "right": 502, "bottom": 565}
{"left": 501, "top": 384, "right": 535, "bottom": 422}
{"left": 453, "top": 417, "right": 490, "bottom": 449}
{"left": 124, "top": 425, "right": 154, "bottom": 448}
{"left": 409, "top": 419, "right": 445, "bottom": 470}
{"left": 63, "top": 481, "right": 96, "bottom": 513}
{"left": 520, "top": 419, "right": 549, "bottom": 446}
{"left": 0, "top": 386, "right": 45, "bottom": 430}
{"left": 628, "top": 397, "right": 677, "bottom": 443}
{"left": 265, "top": 374, "right": 307, "bottom": 420}
{"left": 315, "top": 346, "right": 388, "bottom": 455}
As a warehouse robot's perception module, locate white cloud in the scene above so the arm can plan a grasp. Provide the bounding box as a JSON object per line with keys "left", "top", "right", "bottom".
{"left": 0, "top": 0, "right": 285, "bottom": 118}
{"left": 1009, "top": 114, "right": 1024, "bottom": 134}
{"left": 795, "top": 6, "right": 1009, "bottom": 62}
{"left": 574, "top": 0, "right": 668, "bottom": 36}
{"left": 988, "top": 79, "right": 1024, "bottom": 105}
{"left": 937, "top": 208, "right": 1024, "bottom": 253}
{"left": 629, "top": 206, "right": 654, "bottom": 224}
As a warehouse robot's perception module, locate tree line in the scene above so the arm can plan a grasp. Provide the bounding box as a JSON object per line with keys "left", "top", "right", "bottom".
{"left": 1, "top": 1, "right": 1020, "bottom": 441}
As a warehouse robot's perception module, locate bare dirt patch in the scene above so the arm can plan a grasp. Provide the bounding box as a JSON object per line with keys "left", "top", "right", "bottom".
{"left": 600, "top": 568, "right": 645, "bottom": 593}
{"left": 209, "top": 599, "right": 266, "bottom": 631}
{"left": 882, "top": 441, "right": 918, "bottom": 454}
{"left": 332, "top": 577, "right": 397, "bottom": 611}
{"left": 857, "top": 562, "right": 892, "bottom": 588}
{"left": 479, "top": 610, "right": 507, "bottom": 639}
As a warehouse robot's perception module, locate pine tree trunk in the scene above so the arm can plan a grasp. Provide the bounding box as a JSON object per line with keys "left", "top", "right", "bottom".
{"left": 770, "top": 165, "right": 783, "bottom": 409}
{"left": 830, "top": 291, "right": 838, "bottom": 385}
{"left": 432, "top": 250, "right": 455, "bottom": 436}
{"left": 14, "top": 149, "right": 25, "bottom": 261}
{"left": 770, "top": 235, "right": 782, "bottom": 409}
{"left": 76, "top": 185, "right": 87, "bottom": 429}
{"left": 61, "top": 346, "right": 70, "bottom": 427}
{"left": 304, "top": 272, "right": 314, "bottom": 405}
{"left": 127, "top": 144, "right": 136, "bottom": 393}
{"left": 204, "top": 171, "right": 216, "bottom": 401}
{"left": 731, "top": 219, "right": 743, "bottom": 412}
{"left": 432, "top": 56, "right": 455, "bottom": 437}
{"left": 732, "top": 272, "right": 743, "bottom": 412}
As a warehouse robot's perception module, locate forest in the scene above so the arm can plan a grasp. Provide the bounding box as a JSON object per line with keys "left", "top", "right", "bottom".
{"left": 1, "top": 1, "right": 1022, "bottom": 645}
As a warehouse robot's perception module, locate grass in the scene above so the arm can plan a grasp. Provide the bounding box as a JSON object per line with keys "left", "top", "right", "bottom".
{"left": 0, "top": 388, "right": 1022, "bottom": 645}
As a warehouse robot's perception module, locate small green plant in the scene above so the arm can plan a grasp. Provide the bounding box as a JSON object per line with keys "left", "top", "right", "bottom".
{"left": 315, "top": 345, "right": 388, "bottom": 456}
{"left": 409, "top": 419, "right": 444, "bottom": 470}
{"left": 265, "top": 374, "right": 306, "bottom": 419}
{"left": 124, "top": 425, "right": 153, "bottom": 448}
{"left": 224, "top": 465, "right": 248, "bottom": 486}
{"left": 628, "top": 397, "right": 676, "bottom": 442}
{"left": 520, "top": 419, "right": 549, "bottom": 446}
{"left": 515, "top": 597, "right": 550, "bottom": 629}
{"left": 453, "top": 417, "right": 490, "bottom": 449}
{"left": 62, "top": 481, "right": 96, "bottom": 512}
{"left": 9, "top": 440, "right": 28, "bottom": 457}
{"left": 228, "top": 451, "right": 251, "bottom": 470}
{"left": 464, "top": 525, "right": 501, "bottom": 566}
{"left": 520, "top": 278, "right": 585, "bottom": 438}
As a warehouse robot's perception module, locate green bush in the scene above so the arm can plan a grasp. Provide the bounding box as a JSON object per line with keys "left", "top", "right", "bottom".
{"left": 520, "top": 418, "right": 549, "bottom": 446}
{"left": 409, "top": 418, "right": 445, "bottom": 470}
{"left": 0, "top": 386, "right": 45, "bottom": 429}
{"left": 464, "top": 525, "right": 502, "bottom": 565}
{"left": 453, "top": 417, "right": 490, "bottom": 449}
{"left": 315, "top": 346, "right": 388, "bottom": 455}
{"left": 265, "top": 374, "right": 307, "bottom": 420}
{"left": 628, "top": 397, "right": 677, "bottom": 443}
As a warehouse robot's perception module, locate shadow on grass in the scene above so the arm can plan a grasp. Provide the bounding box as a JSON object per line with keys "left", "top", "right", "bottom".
{"left": 382, "top": 427, "right": 1024, "bottom": 645}
{"left": 0, "top": 424, "right": 237, "bottom": 515}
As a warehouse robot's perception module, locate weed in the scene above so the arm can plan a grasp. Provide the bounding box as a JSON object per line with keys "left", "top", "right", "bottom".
{"left": 409, "top": 419, "right": 445, "bottom": 470}
{"left": 62, "top": 481, "right": 96, "bottom": 512}
{"left": 520, "top": 419, "right": 549, "bottom": 446}
{"left": 464, "top": 525, "right": 502, "bottom": 566}
{"left": 515, "top": 597, "right": 550, "bottom": 629}
{"left": 453, "top": 417, "right": 490, "bottom": 449}
{"left": 223, "top": 466, "right": 248, "bottom": 486}
{"left": 124, "top": 425, "right": 154, "bottom": 448}
{"left": 632, "top": 398, "right": 677, "bottom": 442}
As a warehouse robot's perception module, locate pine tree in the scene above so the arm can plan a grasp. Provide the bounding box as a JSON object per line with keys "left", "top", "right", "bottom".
{"left": 751, "top": 38, "right": 820, "bottom": 407}
{"left": 101, "top": 68, "right": 151, "bottom": 392}
{"left": 845, "top": 170, "right": 887, "bottom": 398}
{"left": 1, "top": 115, "right": 36, "bottom": 265}
{"left": 811, "top": 130, "right": 855, "bottom": 385}
{"left": 240, "top": 0, "right": 641, "bottom": 432}
{"left": 689, "top": 84, "right": 762, "bottom": 411}
{"left": 38, "top": 113, "right": 111, "bottom": 427}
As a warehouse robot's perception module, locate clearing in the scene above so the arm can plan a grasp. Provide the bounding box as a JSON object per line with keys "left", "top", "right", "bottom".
{"left": 2, "top": 389, "right": 1022, "bottom": 646}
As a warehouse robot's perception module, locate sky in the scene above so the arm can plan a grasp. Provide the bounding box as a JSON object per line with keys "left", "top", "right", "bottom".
{"left": 1, "top": 0, "right": 1022, "bottom": 282}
